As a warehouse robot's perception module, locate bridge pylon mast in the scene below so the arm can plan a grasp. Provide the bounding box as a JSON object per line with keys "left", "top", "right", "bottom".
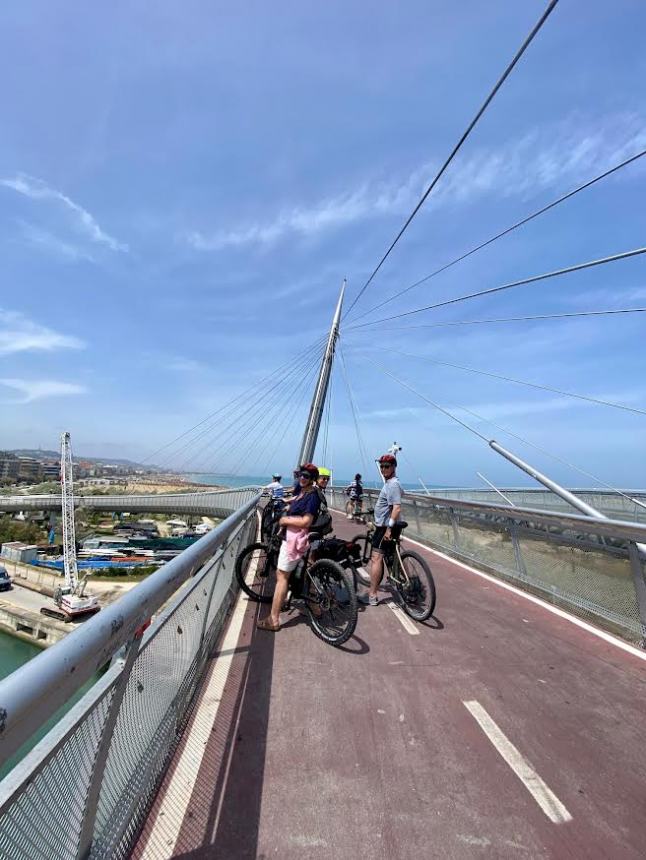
{"left": 297, "top": 281, "right": 345, "bottom": 466}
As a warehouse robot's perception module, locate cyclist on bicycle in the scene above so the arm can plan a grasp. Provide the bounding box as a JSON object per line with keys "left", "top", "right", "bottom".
{"left": 358, "top": 454, "right": 402, "bottom": 606}
{"left": 345, "top": 473, "right": 363, "bottom": 519}
{"left": 257, "top": 463, "right": 321, "bottom": 632}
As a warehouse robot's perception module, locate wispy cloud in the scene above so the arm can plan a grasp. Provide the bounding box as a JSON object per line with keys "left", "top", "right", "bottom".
{"left": 0, "top": 310, "right": 85, "bottom": 355}
{"left": 0, "top": 173, "right": 128, "bottom": 253}
{"left": 165, "top": 356, "right": 206, "bottom": 373}
{"left": 459, "top": 390, "right": 644, "bottom": 421}
{"left": 186, "top": 112, "right": 646, "bottom": 252}
{"left": 0, "top": 378, "right": 88, "bottom": 403}
{"left": 17, "top": 221, "right": 95, "bottom": 262}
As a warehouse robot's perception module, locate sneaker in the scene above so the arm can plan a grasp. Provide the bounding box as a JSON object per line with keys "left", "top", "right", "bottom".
{"left": 346, "top": 513, "right": 352, "bottom": 519}
{"left": 358, "top": 593, "right": 379, "bottom": 606}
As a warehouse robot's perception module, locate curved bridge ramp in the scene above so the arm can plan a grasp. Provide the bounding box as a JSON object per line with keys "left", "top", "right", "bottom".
{"left": 132, "top": 511, "right": 646, "bottom": 860}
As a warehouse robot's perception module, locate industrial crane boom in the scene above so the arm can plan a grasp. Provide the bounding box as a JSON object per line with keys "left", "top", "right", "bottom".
{"left": 60, "top": 431, "right": 79, "bottom": 592}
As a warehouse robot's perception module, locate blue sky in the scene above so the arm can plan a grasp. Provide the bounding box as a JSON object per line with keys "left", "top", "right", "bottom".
{"left": 1, "top": 1, "right": 645, "bottom": 487}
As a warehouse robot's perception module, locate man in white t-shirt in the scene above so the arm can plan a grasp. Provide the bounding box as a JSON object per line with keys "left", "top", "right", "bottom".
{"left": 358, "top": 453, "right": 402, "bottom": 607}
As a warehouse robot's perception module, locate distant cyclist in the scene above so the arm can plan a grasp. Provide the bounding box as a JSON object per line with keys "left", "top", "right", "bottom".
{"left": 345, "top": 473, "right": 363, "bottom": 519}
{"left": 264, "top": 473, "right": 285, "bottom": 500}
{"left": 358, "top": 454, "right": 402, "bottom": 606}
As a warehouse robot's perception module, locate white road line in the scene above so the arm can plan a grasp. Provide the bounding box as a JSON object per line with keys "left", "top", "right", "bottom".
{"left": 386, "top": 601, "right": 420, "bottom": 635}
{"left": 403, "top": 536, "right": 646, "bottom": 663}
{"left": 140, "top": 562, "right": 257, "bottom": 859}
{"left": 463, "top": 700, "right": 572, "bottom": 824}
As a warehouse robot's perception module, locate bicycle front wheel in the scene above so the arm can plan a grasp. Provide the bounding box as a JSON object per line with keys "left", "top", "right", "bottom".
{"left": 235, "top": 541, "right": 278, "bottom": 604}
{"left": 397, "top": 550, "right": 436, "bottom": 621}
{"left": 260, "top": 505, "right": 274, "bottom": 542}
{"left": 305, "top": 559, "right": 357, "bottom": 646}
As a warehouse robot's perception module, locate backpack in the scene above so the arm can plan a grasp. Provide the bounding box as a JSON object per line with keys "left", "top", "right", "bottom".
{"left": 310, "top": 487, "right": 333, "bottom": 536}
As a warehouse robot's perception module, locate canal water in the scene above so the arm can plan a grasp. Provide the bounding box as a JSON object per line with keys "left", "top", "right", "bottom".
{"left": 0, "top": 629, "right": 41, "bottom": 681}
{"left": 0, "top": 629, "right": 101, "bottom": 781}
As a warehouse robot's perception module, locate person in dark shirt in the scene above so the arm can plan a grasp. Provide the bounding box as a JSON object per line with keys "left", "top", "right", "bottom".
{"left": 257, "top": 463, "right": 321, "bottom": 632}
{"left": 345, "top": 473, "right": 364, "bottom": 519}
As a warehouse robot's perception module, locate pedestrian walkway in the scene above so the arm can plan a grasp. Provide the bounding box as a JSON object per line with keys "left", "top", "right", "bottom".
{"left": 132, "top": 511, "right": 646, "bottom": 859}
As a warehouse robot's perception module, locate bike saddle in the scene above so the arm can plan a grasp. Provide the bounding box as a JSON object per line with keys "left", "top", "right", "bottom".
{"left": 398, "top": 521, "right": 409, "bottom": 529}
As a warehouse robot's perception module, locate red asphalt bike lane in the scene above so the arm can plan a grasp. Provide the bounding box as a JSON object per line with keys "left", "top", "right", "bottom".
{"left": 133, "top": 510, "right": 646, "bottom": 859}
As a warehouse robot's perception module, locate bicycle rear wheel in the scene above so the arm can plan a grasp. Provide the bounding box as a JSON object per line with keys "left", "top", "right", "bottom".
{"left": 396, "top": 550, "right": 436, "bottom": 621}
{"left": 235, "top": 541, "right": 278, "bottom": 604}
{"left": 305, "top": 559, "right": 357, "bottom": 646}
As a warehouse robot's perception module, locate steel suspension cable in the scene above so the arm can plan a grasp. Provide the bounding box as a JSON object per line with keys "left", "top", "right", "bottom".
{"left": 254, "top": 362, "right": 321, "bottom": 474}
{"left": 381, "top": 348, "right": 646, "bottom": 417}
{"left": 260, "top": 360, "right": 324, "bottom": 475}
{"left": 451, "top": 403, "right": 646, "bottom": 513}
{"left": 362, "top": 354, "right": 646, "bottom": 512}
{"left": 143, "top": 336, "right": 327, "bottom": 466}
{"left": 227, "top": 355, "right": 323, "bottom": 476}
{"left": 361, "top": 307, "right": 646, "bottom": 332}
{"left": 338, "top": 344, "right": 372, "bottom": 479}
{"left": 347, "top": 246, "right": 646, "bottom": 329}
{"left": 358, "top": 355, "right": 489, "bottom": 441}
{"left": 171, "top": 343, "right": 325, "bottom": 474}
{"left": 343, "top": 0, "right": 561, "bottom": 320}
{"left": 346, "top": 148, "right": 646, "bottom": 325}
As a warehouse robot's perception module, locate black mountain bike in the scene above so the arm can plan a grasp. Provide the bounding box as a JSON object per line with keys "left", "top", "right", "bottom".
{"left": 235, "top": 532, "right": 357, "bottom": 647}
{"left": 351, "top": 514, "right": 436, "bottom": 622}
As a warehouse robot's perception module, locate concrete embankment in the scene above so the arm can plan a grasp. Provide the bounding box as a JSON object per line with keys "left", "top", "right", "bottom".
{"left": 0, "top": 560, "right": 137, "bottom": 649}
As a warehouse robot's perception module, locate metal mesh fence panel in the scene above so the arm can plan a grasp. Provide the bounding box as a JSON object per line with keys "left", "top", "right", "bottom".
{"left": 404, "top": 500, "right": 454, "bottom": 553}
{"left": 0, "top": 687, "right": 115, "bottom": 860}
{"left": 91, "top": 518, "right": 250, "bottom": 858}
{"left": 452, "top": 511, "right": 519, "bottom": 578}
{"left": 516, "top": 530, "right": 642, "bottom": 642}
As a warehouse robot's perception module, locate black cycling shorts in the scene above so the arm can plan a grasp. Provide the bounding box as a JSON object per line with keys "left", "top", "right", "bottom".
{"left": 371, "top": 526, "right": 390, "bottom": 552}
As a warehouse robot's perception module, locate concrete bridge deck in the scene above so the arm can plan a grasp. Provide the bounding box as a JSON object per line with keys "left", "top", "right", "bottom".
{"left": 132, "top": 511, "right": 646, "bottom": 859}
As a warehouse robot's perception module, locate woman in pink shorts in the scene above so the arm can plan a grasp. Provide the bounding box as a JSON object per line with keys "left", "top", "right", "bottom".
{"left": 257, "top": 463, "right": 321, "bottom": 632}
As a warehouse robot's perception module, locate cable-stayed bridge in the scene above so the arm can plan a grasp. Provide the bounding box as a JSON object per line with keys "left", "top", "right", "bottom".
{"left": 1, "top": 2, "right": 645, "bottom": 857}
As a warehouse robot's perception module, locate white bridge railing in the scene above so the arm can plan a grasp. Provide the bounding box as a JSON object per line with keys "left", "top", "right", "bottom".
{"left": 0, "top": 488, "right": 260, "bottom": 860}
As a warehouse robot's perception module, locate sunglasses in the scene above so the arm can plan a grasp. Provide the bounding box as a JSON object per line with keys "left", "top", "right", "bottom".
{"left": 379, "top": 464, "right": 394, "bottom": 470}
{"left": 299, "top": 472, "right": 315, "bottom": 480}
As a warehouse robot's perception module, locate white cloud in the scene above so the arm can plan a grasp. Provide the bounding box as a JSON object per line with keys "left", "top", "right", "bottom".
{"left": 186, "top": 112, "right": 646, "bottom": 251}
{"left": 0, "top": 310, "right": 86, "bottom": 355}
{"left": 17, "top": 221, "right": 95, "bottom": 262}
{"left": 0, "top": 378, "right": 88, "bottom": 403}
{"left": 165, "top": 356, "right": 206, "bottom": 373}
{"left": 1, "top": 173, "right": 128, "bottom": 253}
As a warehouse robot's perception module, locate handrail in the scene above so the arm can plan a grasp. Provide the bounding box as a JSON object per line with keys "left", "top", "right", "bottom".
{"left": 336, "top": 488, "right": 646, "bottom": 544}
{"left": 0, "top": 492, "right": 261, "bottom": 764}
{"left": 0, "top": 485, "right": 262, "bottom": 512}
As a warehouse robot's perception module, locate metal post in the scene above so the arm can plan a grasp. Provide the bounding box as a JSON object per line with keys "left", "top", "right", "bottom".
{"left": 509, "top": 520, "right": 527, "bottom": 580}
{"left": 476, "top": 471, "right": 515, "bottom": 506}
{"left": 489, "top": 440, "right": 604, "bottom": 519}
{"left": 411, "top": 497, "right": 421, "bottom": 535}
{"left": 627, "top": 543, "right": 646, "bottom": 647}
{"left": 76, "top": 632, "right": 144, "bottom": 859}
{"left": 297, "top": 281, "right": 345, "bottom": 466}
{"left": 449, "top": 507, "right": 460, "bottom": 548}
{"left": 489, "top": 440, "right": 646, "bottom": 555}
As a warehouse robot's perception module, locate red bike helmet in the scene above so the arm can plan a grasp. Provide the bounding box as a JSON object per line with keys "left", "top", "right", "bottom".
{"left": 299, "top": 463, "right": 320, "bottom": 480}
{"left": 378, "top": 453, "right": 397, "bottom": 467}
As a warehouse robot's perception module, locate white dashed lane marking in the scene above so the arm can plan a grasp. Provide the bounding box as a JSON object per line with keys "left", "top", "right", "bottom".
{"left": 463, "top": 700, "right": 572, "bottom": 824}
